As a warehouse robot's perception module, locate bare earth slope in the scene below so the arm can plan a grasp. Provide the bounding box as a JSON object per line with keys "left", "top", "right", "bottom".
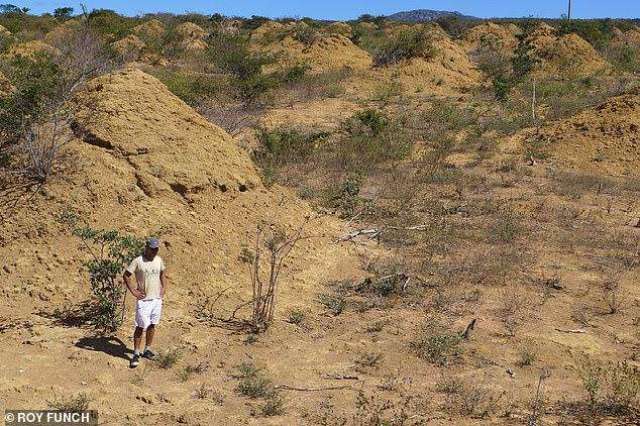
{"left": 522, "top": 94, "right": 640, "bottom": 176}
{"left": 0, "top": 68, "right": 359, "bottom": 423}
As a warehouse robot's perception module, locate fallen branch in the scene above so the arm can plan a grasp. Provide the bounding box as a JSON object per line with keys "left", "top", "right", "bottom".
{"left": 321, "top": 373, "right": 359, "bottom": 380}
{"left": 275, "top": 384, "right": 354, "bottom": 392}
{"left": 337, "top": 229, "right": 381, "bottom": 242}
{"left": 461, "top": 318, "right": 477, "bottom": 340}
{"left": 337, "top": 224, "right": 428, "bottom": 242}
{"left": 555, "top": 328, "right": 587, "bottom": 334}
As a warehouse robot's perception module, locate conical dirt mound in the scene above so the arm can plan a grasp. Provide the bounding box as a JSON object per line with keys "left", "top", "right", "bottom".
{"left": 72, "top": 68, "right": 259, "bottom": 195}
{"left": 523, "top": 94, "right": 640, "bottom": 176}
{"left": 250, "top": 21, "right": 372, "bottom": 74}
{"left": 382, "top": 24, "right": 481, "bottom": 93}
{"left": 524, "top": 23, "right": 609, "bottom": 77}
{"left": 461, "top": 22, "right": 520, "bottom": 57}
{"left": 1, "top": 68, "right": 346, "bottom": 310}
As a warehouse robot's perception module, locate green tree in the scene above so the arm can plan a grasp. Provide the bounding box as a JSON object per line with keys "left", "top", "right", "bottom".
{"left": 53, "top": 7, "right": 74, "bottom": 20}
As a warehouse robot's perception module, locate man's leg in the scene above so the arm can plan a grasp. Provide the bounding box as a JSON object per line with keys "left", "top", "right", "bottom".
{"left": 145, "top": 324, "right": 155, "bottom": 349}
{"left": 142, "top": 299, "right": 161, "bottom": 359}
{"left": 130, "top": 326, "right": 144, "bottom": 368}
{"left": 133, "top": 326, "right": 144, "bottom": 354}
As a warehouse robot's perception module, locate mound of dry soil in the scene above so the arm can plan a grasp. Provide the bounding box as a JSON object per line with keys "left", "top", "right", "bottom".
{"left": 524, "top": 94, "right": 640, "bottom": 176}
{"left": 461, "top": 22, "right": 521, "bottom": 57}
{"left": 525, "top": 23, "right": 609, "bottom": 77}
{"left": 380, "top": 24, "right": 481, "bottom": 93}
{"left": 0, "top": 68, "right": 345, "bottom": 315}
{"left": 173, "top": 22, "right": 208, "bottom": 51}
{"left": 250, "top": 21, "right": 372, "bottom": 74}
{"left": 4, "top": 40, "right": 60, "bottom": 59}
{"left": 133, "top": 19, "right": 166, "bottom": 40}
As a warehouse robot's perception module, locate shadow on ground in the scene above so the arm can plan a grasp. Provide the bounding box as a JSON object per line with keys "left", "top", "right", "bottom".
{"left": 75, "top": 336, "right": 133, "bottom": 361}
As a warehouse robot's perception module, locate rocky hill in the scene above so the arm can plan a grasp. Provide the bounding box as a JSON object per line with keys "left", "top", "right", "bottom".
{"left": 387, "top": 9, "right": 478, "bottom": 22}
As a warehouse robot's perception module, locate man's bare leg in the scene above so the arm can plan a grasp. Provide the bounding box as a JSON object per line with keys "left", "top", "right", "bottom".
{"left": 133, "top": 327, "right": 144, "bottom": 354}
{"left": 145, "top": 324, "right": 155, "bottom": 349}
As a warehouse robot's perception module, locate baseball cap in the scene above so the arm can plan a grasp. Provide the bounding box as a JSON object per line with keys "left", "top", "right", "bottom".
{"left": 147, "top": 238, "right": 160, "bottom": 249}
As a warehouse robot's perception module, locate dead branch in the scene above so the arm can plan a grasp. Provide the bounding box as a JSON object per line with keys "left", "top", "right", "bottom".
{"left": 337, "top": 224, "right": 428, "bottom": 242}
{"left": 461, "top": 319, "right": 477, "bottom": 340}
{"left": 555, "top": 328, "right": 587, "bottom": 334}
{"left": 274, "top": 384, "right": 355, "bottom": 392}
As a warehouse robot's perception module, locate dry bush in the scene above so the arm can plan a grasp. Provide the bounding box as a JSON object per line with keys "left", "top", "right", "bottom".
{"left": 578, "top": 357, "right": 640, "bottom": 414}
{"left": 601, "top": 278, "right": 625, "bottom": 315}
{"left": 353, "top": 388, "right": 421, "bottom": 425}
{"left": 517, "top": 339, "right": 538, "bottom": 367}
{"left": 410, "top": 317, "right": 463, "bottom": 366}
{"left": 498, "top": 285, "right": 529, "bottom": 337}
{"left": 441, "top": 378, "right": 502, "bottom": 418}
{"left": 48, "top": 392, "right": 91, "bottom": 411}
{"left": 1, "top": 18, "right": 112, "bottom": 193}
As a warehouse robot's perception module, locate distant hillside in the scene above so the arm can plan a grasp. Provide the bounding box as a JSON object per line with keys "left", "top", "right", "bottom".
{"left": 387, "top": 9, "right": 478, "bottom": 22}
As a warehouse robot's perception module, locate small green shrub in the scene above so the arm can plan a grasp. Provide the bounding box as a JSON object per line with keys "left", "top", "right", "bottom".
{"left": 517, "top": 343, "right": 537, "bottom": 367}
{"left": 351, "top": 109, "right": 389, "bottom": 136}
{"left": 374, "top": 26, "right": 438, "bottom": 66}
{"left": 318, "top": 293, "right": 346, "bottom": 316}
{"left": 287, "top": 308, "right": 305, "bottom": 325}
{"left": 489, "top": 212, "right": 521, "bottom": 244}
{"left": 157, "top": 348, "right": 182, "bottom": 369}
{"left": 292, "top": 24, "right": 320, "bottom": 45}
{"left": 152, "top": 69, "right": 227, "bottom": 106}
{"left": 48, "top": 393, "right": 91, "bottom": 411}
{"left": 258, "top": 393, "right": 286, "bottom": 417}
{"left": 435, "top": 375, "right": 464, "bottom": 394}
{"left": 493, "top": 76, "right": 512, "bottom": 101}
{"left": 576, "top": 357, "right": 640, "bottom": 411}
{"left": 411, "top": 321, "right": 463, "bottom": 366}
{"left": 235, "top": 362, "right": 274, "bottom": 398}
{"left": 204, "top": 31, "right": 277, "bottom": 104}
{"left": 281, "top": 63, "right": 311, "bottom": 83}
{"left": 88, "top": 9, "right": 139, "bottom": 39}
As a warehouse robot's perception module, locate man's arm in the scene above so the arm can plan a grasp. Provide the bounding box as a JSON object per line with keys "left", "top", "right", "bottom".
{"left": 123, "top": 270, "right": 145, "bottom": 300}
{"left": 160, "top": 270, "right": 168, "bottom": 298}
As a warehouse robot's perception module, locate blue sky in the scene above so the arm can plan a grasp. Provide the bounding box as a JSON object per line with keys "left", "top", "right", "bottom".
{"left": 22, "top": 1, "right": 640, "bottom": 20}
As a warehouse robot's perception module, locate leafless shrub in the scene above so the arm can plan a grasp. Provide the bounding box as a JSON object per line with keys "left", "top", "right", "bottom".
{"left": 499, "top": 285, "right": 529, "bottom": 337}
{"left": 196, "top": 101, "right": 261, "bottom": 136}
{"left": 527, "top": 369, "right": 551, "bottom": 426}
{"left": 198, "top": 220, "right": 309, "bottom": 333}
{"left": 2, "top": 18, "right": 112, "bottom": 187}
{"left": 601, "top": 278, "right": 625, "bottom": 315}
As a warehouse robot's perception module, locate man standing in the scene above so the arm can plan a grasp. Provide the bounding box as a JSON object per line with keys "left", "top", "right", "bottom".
{"left": 123, "top": 238, "right": 168, "bottom": 368}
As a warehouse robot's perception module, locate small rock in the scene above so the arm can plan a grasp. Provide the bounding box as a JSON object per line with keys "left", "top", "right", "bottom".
{"left": 2, "top": 265, "right": 10, "bottom": 274}
{"left": 506, "top": 368, "right": 515, "bottom": 378}
{"left": 81, "top": 381, "right": 87, "bottom": 386}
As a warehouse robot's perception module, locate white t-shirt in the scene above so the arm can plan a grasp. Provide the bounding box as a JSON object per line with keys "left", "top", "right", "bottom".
{"left": 126, "top": 255, "right": 166, "bottom": 300}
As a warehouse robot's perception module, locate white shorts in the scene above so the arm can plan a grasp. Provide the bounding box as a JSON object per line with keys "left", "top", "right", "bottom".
{"left": 134, "top": 299, "right": 162, "bottom": 330}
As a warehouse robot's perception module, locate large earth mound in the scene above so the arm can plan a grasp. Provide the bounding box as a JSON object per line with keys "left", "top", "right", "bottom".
{"left": 461, "top": 22, "right": 521, "bottom": 57}
{"left": 173, "top": 22, "right": 208, "bottom": 51}
{"left": 522, "top": 94, "right": 640, "bottom": 176}
{"left": 133, "top": 18, "right": 166, "bottom": 40}
{"left": 381, "top": 24, "right": 481, "bottom": 93}
{"left": 0, "top": 68, "right": 348, "bottom": 311}
{"left": 4, "top": 40, "right": 60, "bottom": 59}
{"left": 250, "top": 21, "right": 372, "bottom": 74}
{"left": 524, "top": 23, "right": 609, "bottom": 77}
